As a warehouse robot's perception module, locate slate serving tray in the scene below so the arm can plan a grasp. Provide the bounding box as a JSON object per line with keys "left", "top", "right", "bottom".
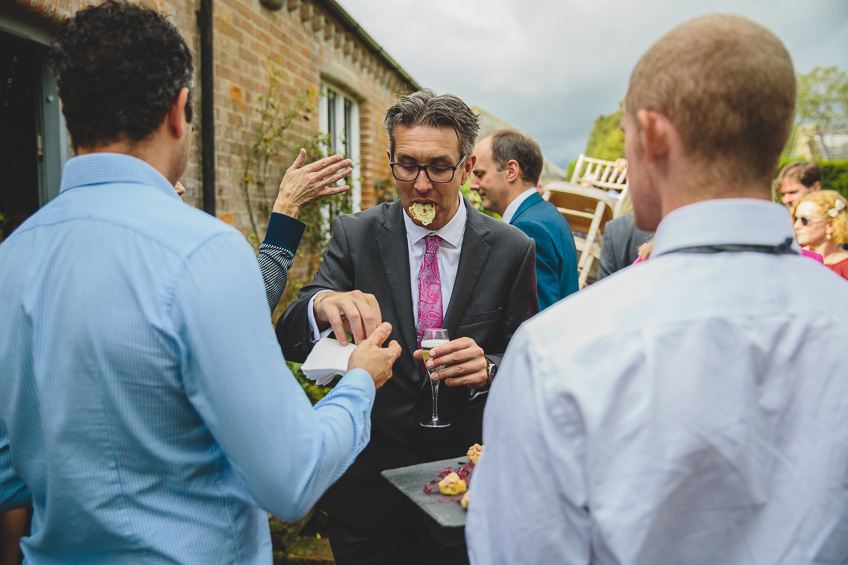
{"left": 382, "top": 456, "right": 471, "bottom": 540}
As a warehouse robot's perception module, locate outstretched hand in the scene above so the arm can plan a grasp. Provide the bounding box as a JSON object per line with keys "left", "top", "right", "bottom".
{"left": 313, "top": 290, "right": 382, "bottom": 346}
{"left": 273, "top": 149, "right": 352, "bottom": 218}
{"left": 348, "top": 322, "right": 401, "bottom": 391}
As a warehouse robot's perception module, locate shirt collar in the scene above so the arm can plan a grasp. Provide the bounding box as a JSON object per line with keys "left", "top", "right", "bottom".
{"left": 651, "top": 198, "right": 800, "bottom": 258}
{"left": 60, "top": 153, "right": 180, "bottom": 201}
{"left": 403, "top": 195, "right": 467, "bottom": 249}
{"left": 501, "top": 188, "right": 538, "bottom": 224}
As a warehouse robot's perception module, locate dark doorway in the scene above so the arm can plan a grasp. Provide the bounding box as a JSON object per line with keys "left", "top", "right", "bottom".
{"left": 0, "top": 31, "right": 40, "bottom": 240}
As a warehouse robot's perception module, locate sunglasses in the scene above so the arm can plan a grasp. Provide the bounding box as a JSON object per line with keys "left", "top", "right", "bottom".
{"left": 793, "top": 215, "right": 823, "bottom": 226}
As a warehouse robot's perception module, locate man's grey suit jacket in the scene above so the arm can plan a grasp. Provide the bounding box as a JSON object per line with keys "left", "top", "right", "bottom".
{"left": 276, "top": 197, "right": 538, "bottom": 530}
{"left": 597, "top": 212, "right": 653, "bottom": 280}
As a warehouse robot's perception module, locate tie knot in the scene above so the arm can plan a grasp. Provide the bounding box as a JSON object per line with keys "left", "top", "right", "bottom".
{"left": 424, "top": 235, "right": 442, "bottom": 254}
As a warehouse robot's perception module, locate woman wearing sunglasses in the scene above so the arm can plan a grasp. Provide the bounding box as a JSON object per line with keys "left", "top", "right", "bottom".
{"left": 792, "top": 190, "right": 848, "bottom": 280}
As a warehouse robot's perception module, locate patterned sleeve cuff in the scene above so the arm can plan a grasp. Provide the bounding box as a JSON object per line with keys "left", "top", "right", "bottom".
{"left": 264, "top": 213, "right": 306, "bottom": 255}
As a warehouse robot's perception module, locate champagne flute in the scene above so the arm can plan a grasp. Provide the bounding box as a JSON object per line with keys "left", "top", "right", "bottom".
{"left": 420, "top": 328, "right": 450, "bottom": 428}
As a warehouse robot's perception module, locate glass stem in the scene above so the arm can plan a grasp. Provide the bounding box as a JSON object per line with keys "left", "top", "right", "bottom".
{"left": 430, "top": 378, "right": 439, "bottom": 422}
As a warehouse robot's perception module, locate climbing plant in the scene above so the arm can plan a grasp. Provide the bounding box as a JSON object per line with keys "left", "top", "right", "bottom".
{"left": 242, "top": 56, "right": 316, "bottom": 239}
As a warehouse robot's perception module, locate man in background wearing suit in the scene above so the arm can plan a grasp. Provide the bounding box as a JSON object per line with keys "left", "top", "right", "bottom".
{"left": 470, "top": 129, "right": 578, "bottom": 309}
{"left": 277, "top": 90, "right": 538, "bottom": 564}
{"left": 596, "top": 212, "right": 653, "bottom": 280}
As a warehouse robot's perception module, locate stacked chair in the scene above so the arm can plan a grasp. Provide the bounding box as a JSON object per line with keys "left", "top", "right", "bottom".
{"left": 542, "top": 154, "right": 628, "bottom": 288}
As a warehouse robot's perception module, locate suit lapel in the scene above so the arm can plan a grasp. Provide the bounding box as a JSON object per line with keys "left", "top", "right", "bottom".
{"left": 510, "top": 191, "right": 543, "bottom": 224}
{"left": 442, "top": 198, "right": 491, "bottom": 337}
{"left": 376, "top": 202, "right": 419, "bottom": 358}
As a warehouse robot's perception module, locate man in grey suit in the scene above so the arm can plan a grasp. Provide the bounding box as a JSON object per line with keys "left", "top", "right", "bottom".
{"left": 277, "top": 90, "right": 538, "bottom": 564}
{"left": 597, "top": 212, "right": 653, "bottom": 280}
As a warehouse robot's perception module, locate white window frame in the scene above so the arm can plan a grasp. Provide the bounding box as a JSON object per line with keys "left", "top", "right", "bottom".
{"left": 319, "top": 83, "right": 361, "bottom": 211}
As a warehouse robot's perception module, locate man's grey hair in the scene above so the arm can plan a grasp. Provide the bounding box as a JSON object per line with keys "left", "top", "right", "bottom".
{"left": 384, "top": 89, "right": 480, "bottom": 159}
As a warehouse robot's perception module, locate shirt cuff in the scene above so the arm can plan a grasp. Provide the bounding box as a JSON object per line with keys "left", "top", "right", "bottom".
{"left": 307, "top": 290, "right": 334, "bottom": 343}
{"left": 264, "top": 213, "right": 306, "bottom": 255}
{"left": 338, "top": 368, "right": 377, "bottom": 400}
{"left": 468, "top": 387, "right": 489, "bottom": 401}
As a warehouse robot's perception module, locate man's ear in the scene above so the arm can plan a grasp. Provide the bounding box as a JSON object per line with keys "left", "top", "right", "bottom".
{"left": 636, "top": 109, "right": 671, "bottom": 165}
{"left": 811, "top": 181, "right": 822, "bottom": 192}
{"left": 460, "top": 153, "right": 476, "bottom": 185}
{"left": 167, "top": 87, "right": 190, "bottom": 140}
{"left": 504, "top": 159, "right": 521, "bottom": 183}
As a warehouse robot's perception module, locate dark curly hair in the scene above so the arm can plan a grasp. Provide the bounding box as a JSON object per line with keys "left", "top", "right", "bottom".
{"left": 50, "top": 1, "right": 193, "bottom": 150}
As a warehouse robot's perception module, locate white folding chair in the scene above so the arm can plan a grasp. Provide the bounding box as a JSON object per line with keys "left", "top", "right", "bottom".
{"left": 570, "top": 153, "right": 629, "bottom": 192}
{"left": 544, "top": 182, "right": 616, "bottom": 289}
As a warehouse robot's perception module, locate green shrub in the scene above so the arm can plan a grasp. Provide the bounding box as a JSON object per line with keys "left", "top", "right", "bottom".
{"left": 821, "top": 160, "right": 848, "bottom": 199}
{"left": 287, "top": 361, "right": 334, "bottom": 404}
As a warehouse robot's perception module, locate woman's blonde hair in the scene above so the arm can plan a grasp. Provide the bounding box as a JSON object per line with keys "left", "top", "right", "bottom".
{"left": 638, "top": 236, "right": 655, "bottom": 261}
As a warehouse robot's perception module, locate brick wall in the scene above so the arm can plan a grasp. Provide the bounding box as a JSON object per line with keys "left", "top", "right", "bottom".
{"left": 5, "top": 0, "right": 416, "bottom": 237}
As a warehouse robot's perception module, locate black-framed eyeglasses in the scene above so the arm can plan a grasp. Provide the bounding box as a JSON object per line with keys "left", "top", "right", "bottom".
{"left": 793, "top": 215, "right": 823, "bottom": 226}
{"left": 389, "top": 155, "right": 467, "bottom": 183}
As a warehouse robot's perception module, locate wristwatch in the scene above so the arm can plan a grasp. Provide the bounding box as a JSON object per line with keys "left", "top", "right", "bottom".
{"left": 486, "top": 359, "right": 497, "bottom": 385}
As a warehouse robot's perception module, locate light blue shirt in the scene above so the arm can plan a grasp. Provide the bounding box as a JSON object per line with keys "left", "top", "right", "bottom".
{"left": 0, "top": 153, "right": 376, "bottom": 563}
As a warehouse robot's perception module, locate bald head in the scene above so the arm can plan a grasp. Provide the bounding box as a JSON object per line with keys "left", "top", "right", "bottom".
{"left": 625, "top": 14, "right": 795, "bottom": 187}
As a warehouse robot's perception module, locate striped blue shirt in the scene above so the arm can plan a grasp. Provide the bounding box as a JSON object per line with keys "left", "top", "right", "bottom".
{"left": 0, "top": 153, "right": 375, "bottom": 563}
{"left": 258, "top": 212, "right": 305, "bottom": 313}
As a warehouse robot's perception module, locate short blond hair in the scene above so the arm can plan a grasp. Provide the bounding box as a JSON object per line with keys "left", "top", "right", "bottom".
{"left": 625, "top": 15, "right": 795, "bottom": 186}
{"left": 794, "top": 190, "right": 848, "bottom": 245}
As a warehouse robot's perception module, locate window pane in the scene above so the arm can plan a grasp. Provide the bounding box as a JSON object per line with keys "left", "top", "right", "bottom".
{"left": 326, "top": 90, "right": 337, "bottom": 154}
{"left": 344, "top": 98, "right": 352, "bottom": 159}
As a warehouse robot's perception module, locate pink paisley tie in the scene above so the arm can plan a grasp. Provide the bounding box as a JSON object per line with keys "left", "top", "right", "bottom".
{"left": 417, "top": 235, "right": 443, "bottom": 347}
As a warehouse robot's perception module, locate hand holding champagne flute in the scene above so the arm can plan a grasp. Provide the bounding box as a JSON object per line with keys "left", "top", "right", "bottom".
{"left": 420, "top": 328, "right": 450, "bottom": 428}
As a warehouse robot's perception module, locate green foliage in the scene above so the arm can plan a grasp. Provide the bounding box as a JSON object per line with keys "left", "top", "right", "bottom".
{"left": 287, "top": 361, "right": 334, "bottom": 404}
{"left": 784, "top": 66, "right": 848, "bottom": 158}
{"left": 584, "top": 103, "right": 625, "bottom": 161}
{"left": 795, "top": 66, "right": 848, "bottom": 130}
{"left": 821, "top": 160, "right": 848, "bottom": 201}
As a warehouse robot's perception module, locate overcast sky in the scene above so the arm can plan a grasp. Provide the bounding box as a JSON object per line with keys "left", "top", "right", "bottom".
{"left": 338, "top": 0, "right": 848, "bottom": 169}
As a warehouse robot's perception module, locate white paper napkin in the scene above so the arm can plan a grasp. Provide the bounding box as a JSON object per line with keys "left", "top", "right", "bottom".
{"left": 301, "top": 336, "right": 357, "bottom": 386}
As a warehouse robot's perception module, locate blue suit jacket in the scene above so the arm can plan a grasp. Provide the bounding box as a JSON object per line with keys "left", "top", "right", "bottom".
{"left": 510, "top": 191, "right": 579, "bottom": 309}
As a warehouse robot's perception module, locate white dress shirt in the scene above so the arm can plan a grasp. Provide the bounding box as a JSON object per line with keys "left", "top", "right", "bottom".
{"left": 309, "top": 197, "right": 466, "bottom": 340}
{"left": 467, "top": 198, "right": 848, "bottom": 564}
{"left": 500, "top": 187, "right": 537, "bottom": 224}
